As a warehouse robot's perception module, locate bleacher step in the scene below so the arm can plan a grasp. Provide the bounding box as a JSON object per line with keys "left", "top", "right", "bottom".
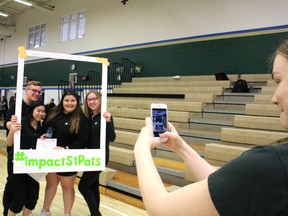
{"left": 190, "top": 119, "right": 233, "bottom": 127}
{"left": 179, "top": 131, "right": 220, "bottom": 140}
{"left": 106, "top": 170, "right": 181, "bottom": 198}
{"left": 216, "top": 93, "right": 256, "bottom": 102}
{"left": 156, "top": 166, "right": 184, "bottom": 178}
{"left": 189, "top": 119, "right": 233, "bottom": 131}
{"left": 203, "top": 108, "right": 245, "bottom": 115}
{"left": 107, "top": 180, "right": 142, "bottom": 197}
{"left": 223, "top": 92, "right": 260, "bottom": 96}
{"left": 213, "top": 100, "right": 252, "bottom": 105}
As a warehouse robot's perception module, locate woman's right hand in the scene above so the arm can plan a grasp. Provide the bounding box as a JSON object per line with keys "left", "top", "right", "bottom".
{"left": 135, "top": 117, "right": 189, "bottom": 154}
{"left": 134, "top": 117, "right": 161, "bottom": 151}
{"left": 10, "top": 122, "right": 21, "bottom": 133}
{"left": 40, "top": 134, "right": 46, "bottom": 140}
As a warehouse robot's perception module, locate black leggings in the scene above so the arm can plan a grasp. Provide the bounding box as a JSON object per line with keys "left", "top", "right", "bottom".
{"left": 2, "top": 157, "right": 13, "bottom": 216}
{"left": 78, "top": 171, "right": 102, "bottom": 216}
{"left": 9, "top": 159, "right": 39, "bottom": 213}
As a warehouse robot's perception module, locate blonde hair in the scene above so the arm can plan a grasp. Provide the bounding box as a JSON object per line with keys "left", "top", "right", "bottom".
{"left": 276, "top": 40, "right": 288, "bottom": 58}
{"left": 26, "top": 80, "right": 42, "bottom": 88}
{"left": 269, "top": 40, "right": 288, "bottom": 74}
{"left": 84, "top": 90, "right": 101, "bottom": 118}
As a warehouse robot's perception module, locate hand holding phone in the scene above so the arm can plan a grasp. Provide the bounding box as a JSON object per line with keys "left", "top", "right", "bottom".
{"left": 151, "top": 103, "right": 168, "bottom": 142}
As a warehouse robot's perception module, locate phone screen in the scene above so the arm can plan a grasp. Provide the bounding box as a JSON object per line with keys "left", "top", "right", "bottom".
{"left": 152, "top": 108, "right": 168, "bottom": 137}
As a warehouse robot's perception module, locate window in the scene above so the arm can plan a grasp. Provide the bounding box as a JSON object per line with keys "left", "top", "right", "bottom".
{"left": 28, "top": 23, "right": 46, "bottom": 48}
{"left": 60, "top": 11, "right": 86, "bottom": 42}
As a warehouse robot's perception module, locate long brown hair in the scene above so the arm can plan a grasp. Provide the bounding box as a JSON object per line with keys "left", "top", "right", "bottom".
{"left": 84, "top": 90, "right": 101, "bottom": 118}
{"left": 45, "top": 90, "right": 83, "bottom": 134}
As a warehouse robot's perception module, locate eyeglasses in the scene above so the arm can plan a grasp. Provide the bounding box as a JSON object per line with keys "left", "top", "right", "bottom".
{"left": 87, "top": 97, "right": 97, "bottom": 103}
{"left": 29, "top": 88, "right": 42, "bottom": 95}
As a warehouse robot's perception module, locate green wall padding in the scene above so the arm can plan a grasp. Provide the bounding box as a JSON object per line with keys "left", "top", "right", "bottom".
{"left": 1, "top": 31, "right": 288, "bottom": 87}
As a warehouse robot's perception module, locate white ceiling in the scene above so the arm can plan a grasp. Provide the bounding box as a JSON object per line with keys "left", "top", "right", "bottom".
{"left": 0, "top": 0, "right": 56, "bottom": 36}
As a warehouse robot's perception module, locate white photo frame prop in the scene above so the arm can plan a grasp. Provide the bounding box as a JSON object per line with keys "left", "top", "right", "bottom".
{"left": 14, "top": 46, "right": 109, "bottom": 173}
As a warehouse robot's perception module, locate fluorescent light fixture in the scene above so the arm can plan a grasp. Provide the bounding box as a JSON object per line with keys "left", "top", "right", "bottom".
{"left": 14, "top": 0, "right": 33, "bottom": 6}
{"left": 0, "top": 11, "right": 9, "bottom": 17}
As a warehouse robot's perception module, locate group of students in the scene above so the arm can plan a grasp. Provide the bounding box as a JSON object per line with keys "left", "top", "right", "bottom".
{"left": 3, "top": 81, "right": 116, "bottom": 216}
{"left": 3, "top": 39, "right": 288, "bottom": 216}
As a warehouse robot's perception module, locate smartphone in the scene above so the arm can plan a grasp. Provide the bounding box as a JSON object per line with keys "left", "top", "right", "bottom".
{"left": 45, "top": 127, "right": 53, "bottom": 138}
{"left": 151, "top": 103, "right": 168, "bottom": 142}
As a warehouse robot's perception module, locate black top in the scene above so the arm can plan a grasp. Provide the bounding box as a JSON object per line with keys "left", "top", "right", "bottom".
{"left": 5, "top": 99, "right": 30, "bottom": 132}
{"left": 89, "top": 113, "right": 116, "bottom": 165}
{"left": 45, "top": 102, "right": 56, "bottom": 113}
{"left": 208, "top": 144, "right": 288, "bottom": 216}
{"left": 8, "top": 118, "right": 43, "bottom": 160}
{"left": 43, "top": 112, "right": 90, "bottom": 149}
{"left": 4, "top": 100, "right": 31, "bottom": 152}
{"left": 9, "top": 96, "right": 15, "bottom": 108}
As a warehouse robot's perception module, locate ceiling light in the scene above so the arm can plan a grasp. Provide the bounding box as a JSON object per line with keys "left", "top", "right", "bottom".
{"left": 0, "top": 11, "right": 9, "bottom": 17}
{"left": 14, "top": 0, "right": 33, "bottom": 6}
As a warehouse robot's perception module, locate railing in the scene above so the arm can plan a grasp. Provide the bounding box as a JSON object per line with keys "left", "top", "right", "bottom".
{"left": 110, "top": 58, "right": 137, "bottom": 86}
{"left": 58, "top": 58, "right": 138, "bottom": 101}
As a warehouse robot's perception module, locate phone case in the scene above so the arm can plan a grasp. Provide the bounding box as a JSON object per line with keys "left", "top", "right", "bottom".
{"left": 151, "top": 103, "right": 168, "bottom": 141}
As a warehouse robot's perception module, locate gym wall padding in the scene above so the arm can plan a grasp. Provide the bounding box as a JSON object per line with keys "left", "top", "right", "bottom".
{"left": 1, "top": 30, "right": 288, "bottom": 87}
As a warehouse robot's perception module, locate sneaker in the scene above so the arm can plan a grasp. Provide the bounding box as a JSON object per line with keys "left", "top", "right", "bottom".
{"left": 29, "top": 213, "right": 34, "bottom": 216}
{"left": 40, "top": 210, "right": 51, "bottom": 216}
{"left": 63, "top": 214, "right": 70, "bottom": 216}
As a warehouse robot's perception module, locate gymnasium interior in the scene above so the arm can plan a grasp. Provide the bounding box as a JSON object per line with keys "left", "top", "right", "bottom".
{"left": 0, "top": 0, "right": 288, "bottom": 215}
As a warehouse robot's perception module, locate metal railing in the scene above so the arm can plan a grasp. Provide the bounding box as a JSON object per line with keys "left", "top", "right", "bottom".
{"left": 58, "top": 58, "right": 138, "bottom": 101}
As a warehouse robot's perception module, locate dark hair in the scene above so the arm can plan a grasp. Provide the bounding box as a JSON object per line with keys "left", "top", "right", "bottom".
{"left": 59, "top": 90, "right": 80, "bottom": 104}
{"left": 23, "top": 101, "right": 45, "bottom": 124}
{"left": 44, "top": 90, "right": 84, "bottom": 134}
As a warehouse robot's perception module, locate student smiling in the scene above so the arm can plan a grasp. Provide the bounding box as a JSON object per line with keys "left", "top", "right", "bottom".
{"left": 40, "top": 90, "right": 89, "bottom": 216}
{"left": 6, "top": 101, "right": 45, "bottom": 216}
